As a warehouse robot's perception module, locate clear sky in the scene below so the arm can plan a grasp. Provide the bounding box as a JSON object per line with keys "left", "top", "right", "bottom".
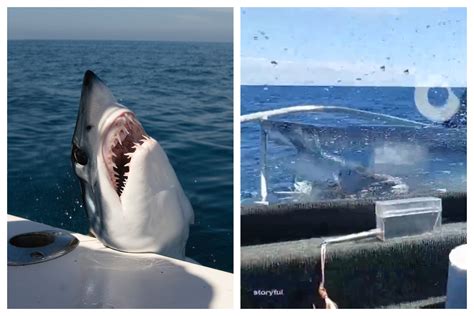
{"left": 241, "top": 8, "right": 466, "bottom": 87}
{"left": 8, "top": 8, "right": 233, "bottom": 43}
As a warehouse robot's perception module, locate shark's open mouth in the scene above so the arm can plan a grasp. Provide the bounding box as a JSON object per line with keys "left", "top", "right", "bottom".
{"left": 103, "top": 112, "right": 147, "bottom": 196}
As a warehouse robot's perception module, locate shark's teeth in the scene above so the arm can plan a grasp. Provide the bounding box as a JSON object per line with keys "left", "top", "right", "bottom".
{"left": 103, "top": 111, "right": 147, "bottom": 198}
{"left": 119, "top": 128, "right": 128, "bottom": 140}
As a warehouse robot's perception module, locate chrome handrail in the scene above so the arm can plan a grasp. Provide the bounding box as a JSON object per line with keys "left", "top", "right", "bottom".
{"left": 241, "top": 105, "right": 429, "bottom": 126}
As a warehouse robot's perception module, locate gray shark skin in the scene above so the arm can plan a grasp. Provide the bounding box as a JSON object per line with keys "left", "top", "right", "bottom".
{"left": 71, "top": 70, "right": 194, "bottom": 260}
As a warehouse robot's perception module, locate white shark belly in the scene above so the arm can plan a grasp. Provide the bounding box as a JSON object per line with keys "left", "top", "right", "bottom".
{"left": 102, "top": 137, "right": 194, "bottom": 259}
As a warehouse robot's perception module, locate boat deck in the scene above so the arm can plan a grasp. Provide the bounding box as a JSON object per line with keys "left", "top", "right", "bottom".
{"left": 240, "top": 193, "right": 466, "bottom": 308}
{"left": 8, "top": 215, "right": 233, "bottom": 308}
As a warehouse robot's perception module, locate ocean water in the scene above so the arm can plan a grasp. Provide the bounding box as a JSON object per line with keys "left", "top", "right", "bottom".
{"left": 8, "top": 40, "right": 233, "bottom": 272}
{"left": 241, "top": 85, "right": 466, "bottom": 204}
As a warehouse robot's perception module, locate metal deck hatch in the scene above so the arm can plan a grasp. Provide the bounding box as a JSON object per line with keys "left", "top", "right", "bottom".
{"left": 8, "top": 230, "right": 79, "bottom": 266}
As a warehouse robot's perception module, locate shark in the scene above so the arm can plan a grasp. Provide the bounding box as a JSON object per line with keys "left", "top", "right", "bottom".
{"left": 265, "top": 121, "right": 409, "bottom": 199}
{"left": 71, "top": 70, "right": 194, "bottom": 260}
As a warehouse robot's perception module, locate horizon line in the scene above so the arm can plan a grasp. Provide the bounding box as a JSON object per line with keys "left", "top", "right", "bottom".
{"left": 8, "top": 38, "right": 232, "bottom": 44}
{"left": 241, "top": 84, "right": 467, "bottom": 89}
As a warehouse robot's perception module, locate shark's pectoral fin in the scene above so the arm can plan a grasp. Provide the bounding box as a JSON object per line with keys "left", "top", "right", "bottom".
{"left": 185, "top": 257, "right": 200, "bottom": 265}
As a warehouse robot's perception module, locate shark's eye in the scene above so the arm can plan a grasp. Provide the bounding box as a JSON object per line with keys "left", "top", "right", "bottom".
{"left": 72, "top": 144, "right": 88, "bottom": 165}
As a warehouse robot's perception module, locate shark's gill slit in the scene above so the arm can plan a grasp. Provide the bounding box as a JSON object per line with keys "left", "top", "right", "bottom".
{"left": 103, "top": 112, "right": 147, "bottom": 196}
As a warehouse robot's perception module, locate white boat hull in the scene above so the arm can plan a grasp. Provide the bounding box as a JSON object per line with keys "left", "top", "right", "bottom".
{"left": 7, "top": 215, "right": 232, "bottom": 308}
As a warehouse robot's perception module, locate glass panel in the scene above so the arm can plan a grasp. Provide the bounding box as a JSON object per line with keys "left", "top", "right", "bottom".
{"left": 241, "top": 8, "right": 467, "bottom": 205}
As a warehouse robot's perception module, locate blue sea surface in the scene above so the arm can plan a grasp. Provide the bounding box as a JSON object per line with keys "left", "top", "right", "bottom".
{"left": 8, "top": 40, "right": 233, "bottom": 272}
{"left": 241, "top": 85, "right": 466, "bottom": 204}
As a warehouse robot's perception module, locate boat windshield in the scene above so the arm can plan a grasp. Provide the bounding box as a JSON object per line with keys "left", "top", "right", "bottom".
{"left": 241, "top": 8, "right": 466, "bottom": 204}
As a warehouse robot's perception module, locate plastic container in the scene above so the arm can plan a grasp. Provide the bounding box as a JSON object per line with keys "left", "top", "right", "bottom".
{"left": 375, "top": 197, "right": 442, "bottom": 240}
{"left": 446, "top": 244, "right": 467, "bottom": 308}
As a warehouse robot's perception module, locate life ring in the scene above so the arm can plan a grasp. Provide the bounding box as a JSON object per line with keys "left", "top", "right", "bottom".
{"left": 414, "top": 85, "right": 460, "bottom": 123}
